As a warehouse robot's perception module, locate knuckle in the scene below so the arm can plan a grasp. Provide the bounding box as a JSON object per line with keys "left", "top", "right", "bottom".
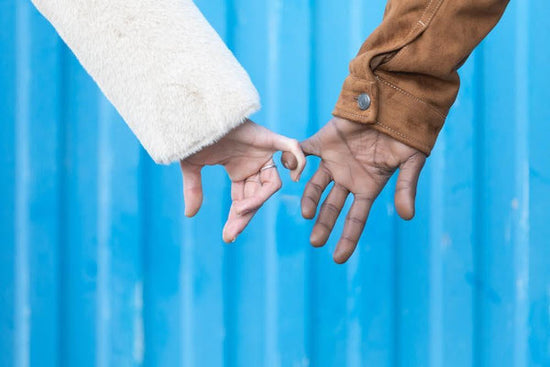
{"left": 307, "top": 182, "right": 324, "bottom": 195}
{"left": 341, "top": 235, "right": 358, "bottom": 244}
{"left": 302, "top": 195, "right": 318, "bottom": 206}
{"left": 395, "top": 180, "right": 411, "bottom": 192}
{"left": 314, "top": 221, "right": 331, "bottom": 232}
{"left": 345, "top": 215, "right": 364, "bottom": 226}
{"left": 321, "top": 202, "right": 340, "bottom": 214}
{"left": 355, "top": 194, "right": 375, "bottom": 204}
{"left": 409, "top": 152, "right": 426, "bottom": 165}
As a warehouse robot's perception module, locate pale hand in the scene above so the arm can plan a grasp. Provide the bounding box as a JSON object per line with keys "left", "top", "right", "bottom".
{"left": 180, "top": 120, "right": 306, "bottom": 243}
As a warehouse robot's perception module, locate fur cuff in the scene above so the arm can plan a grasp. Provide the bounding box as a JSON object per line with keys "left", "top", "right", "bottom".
{"left": 32, "top": 0, "right": 260, "bottom": 163}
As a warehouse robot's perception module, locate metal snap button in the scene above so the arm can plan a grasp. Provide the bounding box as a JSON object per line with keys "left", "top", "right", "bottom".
{"left": 357, "top": 93, "right": 371, "bottom": 110}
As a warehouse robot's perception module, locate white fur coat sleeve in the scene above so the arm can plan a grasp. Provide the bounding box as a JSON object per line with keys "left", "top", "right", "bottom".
{"left": 31, "top": 0, "right": 260, "bottom": 164}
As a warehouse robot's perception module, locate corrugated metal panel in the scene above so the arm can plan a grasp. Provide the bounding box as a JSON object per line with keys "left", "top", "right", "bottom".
{"left": 1, "top": 0, "right": 549, "bottom": 366}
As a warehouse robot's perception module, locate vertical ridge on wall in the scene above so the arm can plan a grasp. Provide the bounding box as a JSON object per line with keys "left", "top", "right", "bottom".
{"left": 478, "top": 2, "right": 536, "bottom": 365}
{"left": 15, "top": 2, "right": 64, "bottom": 366}
{"left": 472, "top": 43, "right": 486, "bottom": 367}
{"left": 512, "top": 2, "right": 531, "bottom": 366}
{"left": 437, "top": 51, "right": 478, "bottom": 367}
{"left": 56, "top": 39, "right": 67, "bottom": 367}
{"left": 61, "top": 45, "right": 100, "bottom": 367}
{"left": 96, "top": 95, "right": 113, "bottom": 367}
{"left": 0, "top": 0, "right": 17, "bottom": 364}
{"left": 428, "top": 134, "right": 444, "bottom": 367}
{"left": 14, "top": 1, "right": 31, "bottom": 365}
{"left": 527, "top": 2, "right": 550, "bottom": 367}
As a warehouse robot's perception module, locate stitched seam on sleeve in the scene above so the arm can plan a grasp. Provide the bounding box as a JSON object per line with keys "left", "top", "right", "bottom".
{"left": 424, "top": 0, "right": 445, "bottom": 24}
{"left": 333, "top": 108, "right": 373, "bottom": 119}
{"left": 374, "top": 121, "right": 432, "bottom": 153}
{"left": 383, "top": 0, "right": 445, "bottom": 67}
{"left": 375, "top": 75, "right": 447, "bottom": 120}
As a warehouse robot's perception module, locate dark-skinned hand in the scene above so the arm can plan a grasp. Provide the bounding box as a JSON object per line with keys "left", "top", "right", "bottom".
{"left": 283, "top": 117, "right": 426, "bottom": 264}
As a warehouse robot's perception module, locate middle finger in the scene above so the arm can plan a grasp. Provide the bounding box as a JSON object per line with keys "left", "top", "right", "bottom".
{"left": 309, "top": 184, "right": 349, "bottom": 247}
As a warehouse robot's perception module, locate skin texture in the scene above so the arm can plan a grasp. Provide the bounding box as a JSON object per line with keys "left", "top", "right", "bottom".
{"left": 180, "top": 120, "right": 306, "bottom": 243}
{"left": 283, "top": 117, "right": 426, "bottom": 264}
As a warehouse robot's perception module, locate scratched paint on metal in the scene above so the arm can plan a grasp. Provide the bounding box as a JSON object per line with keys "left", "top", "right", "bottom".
{"left": 1, "top": 0, "right": 550, "bottom": 366}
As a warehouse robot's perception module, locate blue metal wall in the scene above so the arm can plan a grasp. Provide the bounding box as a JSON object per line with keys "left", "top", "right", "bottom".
{"left": 1, "top": 0, "right": 550, "bottom": 366}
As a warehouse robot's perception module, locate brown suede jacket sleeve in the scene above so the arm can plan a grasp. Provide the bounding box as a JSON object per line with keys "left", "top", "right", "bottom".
{"left": 333, "top": 0, "right": 510, "bottom": 155}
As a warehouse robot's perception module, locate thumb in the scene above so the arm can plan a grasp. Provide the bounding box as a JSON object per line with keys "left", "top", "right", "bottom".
{"left": 272, "top": 135, "right": 306, "bottom": 182}
{"left": 394, "top": 153, "right": 426, "bottom": 220}
{"left": 180, "top": 162, "right": 204, "bottom": 217}
{"left": 300, "top": 135, "right": 322, "bottom": 157}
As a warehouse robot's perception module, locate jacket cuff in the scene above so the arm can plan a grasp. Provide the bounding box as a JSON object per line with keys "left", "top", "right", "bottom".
{"left": 333, "top": 74, "right": 446, "bottom": 156}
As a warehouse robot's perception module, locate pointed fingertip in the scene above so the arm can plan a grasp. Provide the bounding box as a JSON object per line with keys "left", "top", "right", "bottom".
{"left": 332, "top": 251, "right": 349, "bottom": 265}
{"left": 222, "top": 232, "right": 236, "bottom": 244}
{"left": 399, "top": 209, "right": 415, "bottom": 221}
{"left": 222, "top": 223, "right": 238, "bottom": 243}
{"left": 395, "top": 196, "right": 415, "bottom": 221}
{"left": 302, "top": 210, "right": 315, "bottom": 220}
{"left": 333, "top": 244, "right": 355, "bottom": 264}
{"left": 184, "top": 208, "right": 197, "bottom": 218}
{"left": 333, "top": 256, "right": 347, "bottom": 265}
{"left": 309, "top": 234, "right": 326, "bottom": 248}
{"left": 310, "top": 224, "right": 331, "bottom": 247}
{"left": 301, "top": 201, "right": 317, "bottom": 219}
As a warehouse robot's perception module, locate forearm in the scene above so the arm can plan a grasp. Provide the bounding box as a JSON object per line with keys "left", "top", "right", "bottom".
{"left": 32, "top": 0, "right": 260, "bottom": 164}
{"left": 333, "top": 0, "right": 509, "bottom": 155}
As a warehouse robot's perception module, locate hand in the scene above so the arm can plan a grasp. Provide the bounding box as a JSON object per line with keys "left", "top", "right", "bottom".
{"left": 180, "top": 120, "right": 306, "bottom": 243}
{"left": 283, "top": 117, "right": 426, "bottom": 264}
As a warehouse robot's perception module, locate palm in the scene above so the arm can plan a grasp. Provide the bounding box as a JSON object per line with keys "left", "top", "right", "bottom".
{"left": 180, "top": 120, "right": 305, "bottom": 242}
{"left": 294, "top": 117, "right": 426, "bottom": 263}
